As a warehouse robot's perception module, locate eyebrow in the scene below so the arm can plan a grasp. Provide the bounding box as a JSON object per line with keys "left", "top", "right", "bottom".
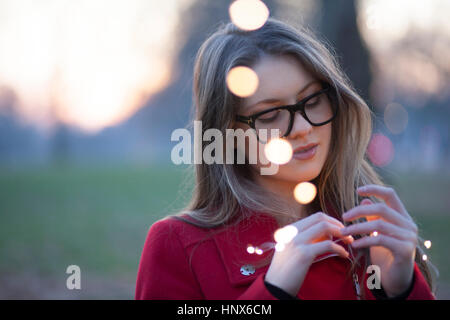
{"left": 247, "top": 80, "right": 319, "bottom": 113}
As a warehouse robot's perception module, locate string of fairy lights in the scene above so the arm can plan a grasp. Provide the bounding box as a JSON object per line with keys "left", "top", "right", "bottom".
{"left": 225, "top": 0, "right": 433, "bottom": 262}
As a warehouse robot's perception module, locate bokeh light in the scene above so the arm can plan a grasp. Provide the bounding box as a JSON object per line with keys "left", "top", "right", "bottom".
{"left": 367, "top": 133, "right": 395, "bottom": 167}
{"left": 424, "top": 240, "right": 432, "bottom": 249}
{"left": 275, "top": 242, "right": 285, "bottom": 252}
{"left": 264, "top": 138, "right": 293, "bottom": 165}
{"left": 274, "top": 225, "right": 298, "bottom": 244}
{"left": 312, "top": 235, "right": 330, "bottom": 244}
{"left": 384, "top": 102, "right": 408, "bottom": 134}
{"left": 226, "top": 66, "right": 259, "bottom": 97}
{"left": 229, "top": 0, "right": 270, "bottom": 31}
{"left": 293, "top": 182, "right": 317, "bottom": 204}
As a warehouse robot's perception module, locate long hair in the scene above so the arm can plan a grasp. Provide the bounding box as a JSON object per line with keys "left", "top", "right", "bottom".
{"left": 173, "top": 17, "right": 436, "bottom": 295}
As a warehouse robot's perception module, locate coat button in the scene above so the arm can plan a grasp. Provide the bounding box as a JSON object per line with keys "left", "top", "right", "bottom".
{"left": 240, "top": 264, "right": 256, "bottom": 276}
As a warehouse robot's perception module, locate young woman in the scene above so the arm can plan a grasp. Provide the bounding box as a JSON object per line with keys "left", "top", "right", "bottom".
{"left": 135, "top": 18, "right": 436, "bottom": 300}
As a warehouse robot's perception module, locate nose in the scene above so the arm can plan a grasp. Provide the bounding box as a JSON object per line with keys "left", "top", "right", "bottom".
{"left": 287, "top": 111, "right": 313, "bottom": 139}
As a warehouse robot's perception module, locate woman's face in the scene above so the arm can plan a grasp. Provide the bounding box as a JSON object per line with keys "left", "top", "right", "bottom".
{"left": 233, "top": 54, "right": 333, "bottom": 190}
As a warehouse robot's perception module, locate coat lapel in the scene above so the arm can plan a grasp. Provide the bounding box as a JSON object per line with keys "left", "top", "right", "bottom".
{"left": 212, "top": 213, "right": 278, "bottom": 287}
{"left": 212, "top": 201, "right": 343, "bottom": 287}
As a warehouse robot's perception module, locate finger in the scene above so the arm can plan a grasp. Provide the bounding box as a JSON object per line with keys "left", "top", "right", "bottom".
{"left": 341, "top": 219, "right": 417, "bottom": 242}
{"left": 359, "top": 199, "right": 378, "bottom": 221}
{"left": 292, "top": 211, "right": 345, "bottom": 232}
{"left": 308, "top": 240, "right": 349, "bottom": 259}
{"left": 296, "top": 220, "right": 353, "bottom": 244}
{"left": 350, "top": 234, "right": 416, "bottom": 260}
{"left": 357, "top": 185, "right": 410, "bottom": 219}
{"left": 360, "top": 198, "right": 372, "bottom": 206}
{"left": 343, "top": 203, "right": 416, "bottom": 231}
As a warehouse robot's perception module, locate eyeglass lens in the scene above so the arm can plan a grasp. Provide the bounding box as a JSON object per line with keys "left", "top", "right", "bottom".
{"left": 255, "top": 91, "right": 334, "bottom": 142}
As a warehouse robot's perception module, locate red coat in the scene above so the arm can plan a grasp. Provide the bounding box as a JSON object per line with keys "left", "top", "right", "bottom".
{"left": 135, "top": 208, "right": 435, "bottom": 300}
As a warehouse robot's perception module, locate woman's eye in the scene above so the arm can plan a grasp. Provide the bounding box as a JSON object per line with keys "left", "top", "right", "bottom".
{"left": 259, "top": 110, "right": 279, "bottom": 122}
{"left": 306, "top": 96, "right": 321, "bottom": 107}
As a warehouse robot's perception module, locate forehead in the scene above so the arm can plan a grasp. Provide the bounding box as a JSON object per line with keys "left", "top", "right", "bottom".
{"left": 241, "top": 54, "right": 316, "bottom": 110}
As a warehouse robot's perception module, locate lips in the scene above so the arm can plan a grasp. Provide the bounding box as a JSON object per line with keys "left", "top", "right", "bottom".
{"left": 293, "top": 143, "right": 318, "bottom": 154}
{"left": 292, "top": 143, "right": 318, "bottom": 161}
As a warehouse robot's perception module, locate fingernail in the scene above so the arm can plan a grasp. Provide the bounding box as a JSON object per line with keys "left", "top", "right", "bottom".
{"left": 342, "top": 235, "right": 353, "bottom": 244}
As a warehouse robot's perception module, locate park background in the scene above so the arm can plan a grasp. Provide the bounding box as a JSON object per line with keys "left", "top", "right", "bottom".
{"left": 0, "top": 0, "right": 449, "bottom": 299}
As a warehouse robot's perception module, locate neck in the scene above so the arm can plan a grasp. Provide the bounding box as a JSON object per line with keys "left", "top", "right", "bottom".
{"left": 252, "top": 173, "right": 307, "bottom": 223}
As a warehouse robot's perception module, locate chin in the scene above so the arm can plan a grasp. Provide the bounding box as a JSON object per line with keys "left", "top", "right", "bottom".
{"left": 278, "top": 163, "right": 322, "bottom": 183}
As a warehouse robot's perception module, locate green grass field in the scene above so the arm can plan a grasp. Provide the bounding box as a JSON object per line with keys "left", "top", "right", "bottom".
{"left": 0, "top": 164, "right": 195, "bottom": 299}
{"left": 0, "top": 164, "right": 448, "bottom": 299}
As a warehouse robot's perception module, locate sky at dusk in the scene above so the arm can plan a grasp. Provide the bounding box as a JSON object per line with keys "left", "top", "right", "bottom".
{"left": 0, "top": 0, "right": 448, "bottom": 133}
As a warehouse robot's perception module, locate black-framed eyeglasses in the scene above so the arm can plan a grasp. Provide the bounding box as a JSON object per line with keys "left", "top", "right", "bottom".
{"left": 235, "top": 82, "right": 338, "bottom": 143}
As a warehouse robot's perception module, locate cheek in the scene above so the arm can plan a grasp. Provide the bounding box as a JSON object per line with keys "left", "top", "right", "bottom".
{"left": 320, "top": 123, "right": 332, "bottom": 156}
{"left": 311, "top": 125, "right": 332, "bottom": 169}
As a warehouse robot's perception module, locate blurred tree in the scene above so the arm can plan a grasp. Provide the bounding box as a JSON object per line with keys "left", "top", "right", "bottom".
{"left": 126, "top": 0, "right": 280, "bottom": 140}
{"left": 315, "top": 0, "right": 373, "bottom": 108}
{"left": 49, "top": 69, "right": 70, "bottom": 166}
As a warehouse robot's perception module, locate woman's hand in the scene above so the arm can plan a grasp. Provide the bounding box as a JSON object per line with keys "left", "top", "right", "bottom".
{"left": 341, "top": 184, "right": 418, "bottom": 297}
{"left": 265, "top": 212, "right": 353, "bottom": 297}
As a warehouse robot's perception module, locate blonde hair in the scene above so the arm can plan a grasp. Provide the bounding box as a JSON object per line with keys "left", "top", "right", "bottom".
{"left": 173, "top": 17, "right": 436, "bottom": 296}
